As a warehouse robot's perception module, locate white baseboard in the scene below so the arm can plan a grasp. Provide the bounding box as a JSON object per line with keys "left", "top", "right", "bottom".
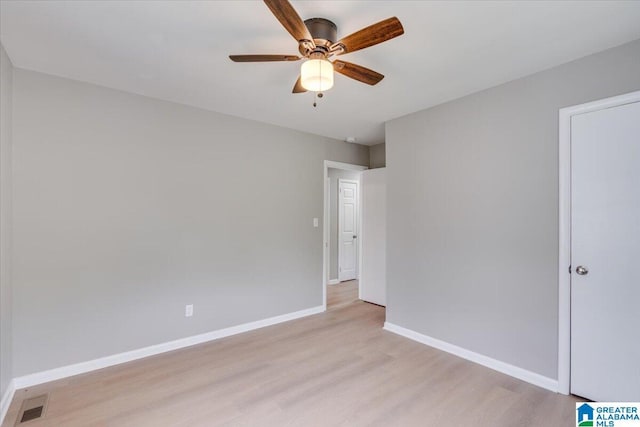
{"left": 0, "top": 379, "right": 16, "bottom": 426}
{"left": 12, "top": 305, "right": 325, "bottom": 390}
{"left": 383, "top": 322, "right": 559, "bottom": 393}
{"left": 328, "top": 279, "right": 340, "bottom": 285}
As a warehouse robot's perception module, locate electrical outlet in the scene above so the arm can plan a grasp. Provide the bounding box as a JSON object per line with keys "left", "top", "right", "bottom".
{"left": 313, "top": 218, "right": 319, "bottom": 227}
{"left": 185, "top": 304, "right": 193, "bottom": 317}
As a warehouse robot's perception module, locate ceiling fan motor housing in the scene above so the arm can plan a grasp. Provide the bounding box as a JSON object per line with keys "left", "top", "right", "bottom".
{"left": 304, "top": 18, "right": 337, "bottom": 52}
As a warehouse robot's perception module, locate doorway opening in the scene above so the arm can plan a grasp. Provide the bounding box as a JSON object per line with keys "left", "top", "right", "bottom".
{"left": 323, "top": 161, "right": 367, "bottom": 310}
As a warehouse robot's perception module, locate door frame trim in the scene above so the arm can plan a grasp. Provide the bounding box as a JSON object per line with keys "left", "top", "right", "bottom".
{"left": 557, "top": 90, "right": 640, "bottom": 395}
{"left": 323, "top": 161, "right": 367, "bottom": 310}
{"left": 338, "top": 178, "right": 360, "bottom": 282}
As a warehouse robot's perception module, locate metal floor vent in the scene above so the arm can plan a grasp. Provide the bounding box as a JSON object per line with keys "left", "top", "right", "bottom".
{"left": 16, "top": 394, "right": 48, "bottom": 425}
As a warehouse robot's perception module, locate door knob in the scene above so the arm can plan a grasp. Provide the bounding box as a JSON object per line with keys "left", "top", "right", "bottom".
{"left": 576, "top": 266, "right": 589, "bottom": 275}
{"left": 353, "top": 235, "right": 357, "bottom": 239}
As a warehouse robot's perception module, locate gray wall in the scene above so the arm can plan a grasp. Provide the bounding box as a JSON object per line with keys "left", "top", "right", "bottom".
{"left": 11, "top": 69, "right": 368, "bottom": 377}
{"left": 386, "top": 39, "right": 640, "bottom": 380}
{"left": 0, "top": 44, "right": 13, "bottom": 397}
{"left": 327, "top": 168, "right": 361, "bottom": 282}
{"left": 369, "top": 143, "right": 386, "bottom": 169}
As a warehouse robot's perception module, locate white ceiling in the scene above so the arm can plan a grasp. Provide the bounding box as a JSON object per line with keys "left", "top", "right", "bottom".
{"left": 2, "top": 1, "right": 640, "bottom": 145}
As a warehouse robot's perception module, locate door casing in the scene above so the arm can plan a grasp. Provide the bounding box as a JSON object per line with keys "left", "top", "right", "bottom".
{"left": 557, "top": 89, "right": 640, "bottom": 395}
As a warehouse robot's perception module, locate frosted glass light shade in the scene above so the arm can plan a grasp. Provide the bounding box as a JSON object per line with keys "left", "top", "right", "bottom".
{"left": 300, "top": 59, "right": 334, "bottom": 92}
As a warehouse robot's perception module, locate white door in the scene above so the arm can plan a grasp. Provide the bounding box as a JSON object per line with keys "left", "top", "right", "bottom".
{"left": 571, "top": 100, "right": 640, "bottom": 402}
{"left": 338, "top": 179, "right": 358, "bottom": 281}
{"left": 360, "top": 169, "right": 386, "bottom": 306}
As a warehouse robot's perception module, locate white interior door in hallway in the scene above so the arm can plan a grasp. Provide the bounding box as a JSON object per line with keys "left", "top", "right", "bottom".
{"left": 338, "top": 179, "right": 358, "bottom": 282}
{"left": 570, "top": 100, "right": 640, "bottom": 402}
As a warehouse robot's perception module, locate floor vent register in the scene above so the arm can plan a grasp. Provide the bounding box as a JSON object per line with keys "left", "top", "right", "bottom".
{"left": 16, "top": 394, "right": 48, "bottom": 425}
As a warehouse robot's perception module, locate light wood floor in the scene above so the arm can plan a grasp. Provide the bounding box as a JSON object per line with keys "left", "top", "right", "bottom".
{"left": 327, "top": 280, "right": 359, "bottom": 309}
{"left": 3, "top": 297, "right": 580, "bottom": 426}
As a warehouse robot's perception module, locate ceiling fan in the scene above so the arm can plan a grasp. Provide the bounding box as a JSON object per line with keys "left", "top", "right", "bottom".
{"left": 229, "top": 0, "right": 404, "bottom": 94}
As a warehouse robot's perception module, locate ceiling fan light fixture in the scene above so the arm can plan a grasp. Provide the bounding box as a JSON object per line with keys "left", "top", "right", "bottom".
{"left": 301, "top": 59, "right": 334, "bottom": 92}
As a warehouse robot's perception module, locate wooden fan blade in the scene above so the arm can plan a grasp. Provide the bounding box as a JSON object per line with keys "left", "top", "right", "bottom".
{"left": 333, "top": 17, "right": 404, "bottom": 55}
{"left": 292, "top": 76, "right": 307, "bottom": 93}
{"left": 333, "top": 60, "right": 384, "bottom": 85}
{"left": 264, "top": 0, "right": 315, "bottom": 46}
{"left": 229, "top": 54, "right": 301, "bottom": 62}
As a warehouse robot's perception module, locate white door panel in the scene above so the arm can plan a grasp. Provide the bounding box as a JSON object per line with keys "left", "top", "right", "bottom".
{"left": 571, "top": 101, "right": 640, "bottom": 401}
{"left": 361, "top": 169, "right": 386, "bottom": 306}
{"left": 339, "top": 180, "right": 358, "bottom": 281}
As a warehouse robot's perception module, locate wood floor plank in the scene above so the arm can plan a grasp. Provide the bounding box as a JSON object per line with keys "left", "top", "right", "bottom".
{"left": 2, "top": 295, "right": 580, "bottom": 427}
{"left": 327, "top": 280, "right": 359, "bottom": 309}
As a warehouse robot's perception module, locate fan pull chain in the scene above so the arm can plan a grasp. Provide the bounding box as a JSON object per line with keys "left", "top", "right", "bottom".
{"left": 313, "top": 92, "right": 324, "bottom": 108}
